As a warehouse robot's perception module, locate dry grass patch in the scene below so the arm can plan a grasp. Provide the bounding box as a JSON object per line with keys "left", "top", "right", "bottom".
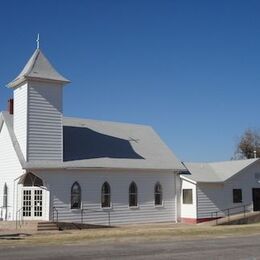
{"left": 1, "top": 222, "right": 260, "bottom": 246}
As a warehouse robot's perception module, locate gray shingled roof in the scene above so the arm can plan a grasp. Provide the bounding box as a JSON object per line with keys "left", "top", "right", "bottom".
{"left": 8, "top": 49, "right": 70, "bottom": 88}
{"left": 1, "top": 112, "right": 185, "bottom": 171}
{"left": 181, "top": 159, "right": 260, "bottom": 183}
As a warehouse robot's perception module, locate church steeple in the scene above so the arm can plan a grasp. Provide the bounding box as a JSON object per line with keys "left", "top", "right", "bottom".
{"left": 8, "top": 48, "right": 70, "bottom": 88}
{"left": 9, "top": 47, "right": 70, "bottom": 162}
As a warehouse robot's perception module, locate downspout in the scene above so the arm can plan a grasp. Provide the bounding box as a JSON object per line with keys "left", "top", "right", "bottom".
{"left": 196, "top": 184, "right": 198, "bottom": 221}
{"left": 174, "top": 171, "right": 178, "bottom": 223}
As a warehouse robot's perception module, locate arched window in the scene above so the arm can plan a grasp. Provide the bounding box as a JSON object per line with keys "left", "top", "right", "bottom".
{"left": 71, "top": 182, "right": 81, "bottom": 209}
{"left": 101, "top": 182, "right": 111, "bottom": 208}
{"left": 3, "top": 183, "right": 8, "bottom": 208}
{"left": 154, "top": 182, "right": 162, "bottom": 206}
{"left": 19, "top": 172, "right": 43, "bottom": 187}
{"left": 129, "top": 182, "right": 138, "bottom": 207}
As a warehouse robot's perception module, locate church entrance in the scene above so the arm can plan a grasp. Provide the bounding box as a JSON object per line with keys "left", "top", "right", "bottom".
{"left": 22, "top": 187, "right": 44, "bottom": 220}
{"left": 19, "top": 172, "right": 48, "bottom": 221}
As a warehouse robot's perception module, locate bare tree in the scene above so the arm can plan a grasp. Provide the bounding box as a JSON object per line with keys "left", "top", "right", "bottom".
{"left": 235, "top": 129, "right": 260, "bottom": 159}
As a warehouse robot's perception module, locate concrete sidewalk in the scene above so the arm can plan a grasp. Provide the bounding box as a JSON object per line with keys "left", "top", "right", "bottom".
{"left": 0, "top": 221, "right": 38, "bottom": 235}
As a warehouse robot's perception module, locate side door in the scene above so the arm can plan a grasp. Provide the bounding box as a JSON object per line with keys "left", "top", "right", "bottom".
{"left": 252, "top": 188, "right": 260, "bottom": 211}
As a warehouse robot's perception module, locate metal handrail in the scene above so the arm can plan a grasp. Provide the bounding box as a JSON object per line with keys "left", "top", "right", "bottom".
{"left": 81, "top": 208, "right": 111, "bottom": 226}
{"left": 210, "top": 203, "right": 252, "bottom": 225}
{"left": 53, "top": 207, "right": 59, "bottom": 222}
{"left": 16, "top": 206, "right": 24, "bottom": 229}
{"left": 16, "top": 205, "right": 36, "bottom": 229}
{"left": 52, "top": 206, "right": 112, "bottom": 226}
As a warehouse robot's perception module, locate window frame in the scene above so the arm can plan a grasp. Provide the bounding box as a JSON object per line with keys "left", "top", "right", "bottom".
{"left": 71, "top": 182, "right": 81, "bottom": 209}
{"left": 101, "top": 182, "right": 111, "bottom": 208}
{"left": 182, "top": 189, "right": 193, "bottom": 204}
{"left": 154, "top": 182, "right": 163, "bottom": 207}
{"left": 3, "top": 183, "right": 8, "bottom": 208}
{"left": 233, "top": 189, "right": 242, "bottom": 203}
{"left": 129, "top": 182, "right": 138, "bottom": 208}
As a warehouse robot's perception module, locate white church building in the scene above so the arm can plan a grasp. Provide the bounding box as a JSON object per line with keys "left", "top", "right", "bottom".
{"left": 0, "top": 46, "right": 260, "bottom": 225}
{"left": 0, "top": 47, "right": 186, "bottom": 225}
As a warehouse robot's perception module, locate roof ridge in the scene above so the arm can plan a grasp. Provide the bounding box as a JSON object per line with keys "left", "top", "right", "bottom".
{"left": 63, "top": 116, "right": 152, "bottom": 128}
{"left": 185, "top": 158, "right": 258, "bottom": 165}
{"left": 25, "top": 49, "right": 40, "bottom": 77}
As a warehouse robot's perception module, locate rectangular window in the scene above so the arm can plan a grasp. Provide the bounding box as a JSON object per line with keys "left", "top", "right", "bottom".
{"left": 233, "top": 189, "right": 242, "bottom": 203}
{"left": 183, "top": 189, "right": 193, "bottom": 204}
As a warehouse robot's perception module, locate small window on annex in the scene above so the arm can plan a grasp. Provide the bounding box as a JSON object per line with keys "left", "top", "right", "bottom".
{"left": 154, "top": 182, "right": 162, "bottom": 206}
{"left": 101, "top": 182, "right": 111, "bottom": 208}
{"left": 183, "top": 189, "right": 193, "bottom": 204}
{"left": 129, "top": 182, "right": 138, "bottom": 207}
{"left": 71, "top": 182, "right": 81, "bottom": 209}
{"left": 233, "top": 189, "right": 242, "bottom": 203}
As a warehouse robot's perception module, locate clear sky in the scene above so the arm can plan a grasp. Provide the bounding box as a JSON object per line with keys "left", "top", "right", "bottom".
{"left": 0, "top": 0, "right": 259, "bottom": 162}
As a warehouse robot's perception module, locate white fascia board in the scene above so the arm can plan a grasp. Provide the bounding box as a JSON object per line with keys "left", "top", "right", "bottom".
{"left": 180, "top": 175, "right": 197, "bottom": 185}
{"left": 225, "top": 158, "right": 260, "bottom": 183}
{"left": 0, "top": 113, "right": 4, "bottom": 132}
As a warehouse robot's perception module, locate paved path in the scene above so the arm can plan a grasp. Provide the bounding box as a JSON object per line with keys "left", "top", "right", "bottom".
{"left": 0, "top": 234, "right": 259, "bottom": 259}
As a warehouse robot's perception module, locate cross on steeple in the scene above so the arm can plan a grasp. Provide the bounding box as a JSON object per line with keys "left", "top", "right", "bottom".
{"left": 36, "top": 33, "right": 40, "bottom": 49}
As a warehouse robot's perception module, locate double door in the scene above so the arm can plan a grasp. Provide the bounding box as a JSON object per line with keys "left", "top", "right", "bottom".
{"left": 22, "top": 188, "right": 44, "bottom": 220}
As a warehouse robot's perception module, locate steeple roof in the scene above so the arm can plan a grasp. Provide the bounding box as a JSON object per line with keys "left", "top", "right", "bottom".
{"left": 8, "top": 49, "right": 70, "bottom": 88}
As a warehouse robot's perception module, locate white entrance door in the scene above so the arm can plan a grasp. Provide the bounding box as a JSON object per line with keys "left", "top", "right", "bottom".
{"left": 22, "top": 187, "right": 45, "bottom": 220}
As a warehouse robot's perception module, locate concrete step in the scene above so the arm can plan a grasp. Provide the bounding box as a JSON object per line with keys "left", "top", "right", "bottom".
{"left": 37, "top": 222, "right": 60, "bottom": 231}
{"left": 37, "top": 227, "right": 59, "bottom": 231}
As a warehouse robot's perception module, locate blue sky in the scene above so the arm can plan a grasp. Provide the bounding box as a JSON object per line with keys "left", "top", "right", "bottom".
{"left": 0, "top": 0, "right": 259, "bottom": 162}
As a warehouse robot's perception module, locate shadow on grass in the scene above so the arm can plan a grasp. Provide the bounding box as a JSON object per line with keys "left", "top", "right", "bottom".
{"left": 0, "top": 233, "right": 32, "bottom": 240}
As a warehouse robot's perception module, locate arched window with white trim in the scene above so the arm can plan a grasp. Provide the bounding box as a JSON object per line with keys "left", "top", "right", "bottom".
{"left": 71, "top": 182, "right": 81, "bottom": 209}
{"left": 154, "top": 182, "right": 162, "bottom": 206}
{"left": 101, "top": 182, "right": 111, "bottom": 208}
{"left": 3, "top": 183, "right": 7, "bottom": 208}
{"left": 129, "top": 182, "right": 138, "bottom": 207}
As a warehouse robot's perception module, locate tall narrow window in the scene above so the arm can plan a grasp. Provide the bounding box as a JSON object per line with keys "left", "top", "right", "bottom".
{"left": 129, "top": 182, "right": 138, "bottom": 207}
{"left": 101, "top": 182, "right": 111, "bottom": 208}
{"left": 71, "top": 182, "right": 81, "bottom": 209}
{"left": 154, "top": 182, "right": 162, "bottom": 206}
{"left": 3, "top": 183, "right": 7, "bottom": 208}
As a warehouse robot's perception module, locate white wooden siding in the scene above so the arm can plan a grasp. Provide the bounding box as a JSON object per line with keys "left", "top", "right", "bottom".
{"left": 196, "top": 161, "right": 260, "bottom": 219}
{"left": 35, "top": 170, "right": 176, "bottom": 225}
{"left": 27, "top": 82, "right": 63, "bottom": 161}
{"left": 197, "top": 183, "right": 224, "bottom": 219}
{"left": 0, "top": 123, "right": 23, "bottom": 220}
{"left": 14, "top": 83, "right": 28, "bottom": 160}
{"left": 224, "top": 161, "right": 260, "bottom": 212}
{"left": 180, "top": 179, "right": 197, "bottom": 219}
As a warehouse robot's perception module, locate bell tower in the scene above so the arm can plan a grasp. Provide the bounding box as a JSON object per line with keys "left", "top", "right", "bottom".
{"left": 8, "top": 47, "right": 70, "bottom": 162}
